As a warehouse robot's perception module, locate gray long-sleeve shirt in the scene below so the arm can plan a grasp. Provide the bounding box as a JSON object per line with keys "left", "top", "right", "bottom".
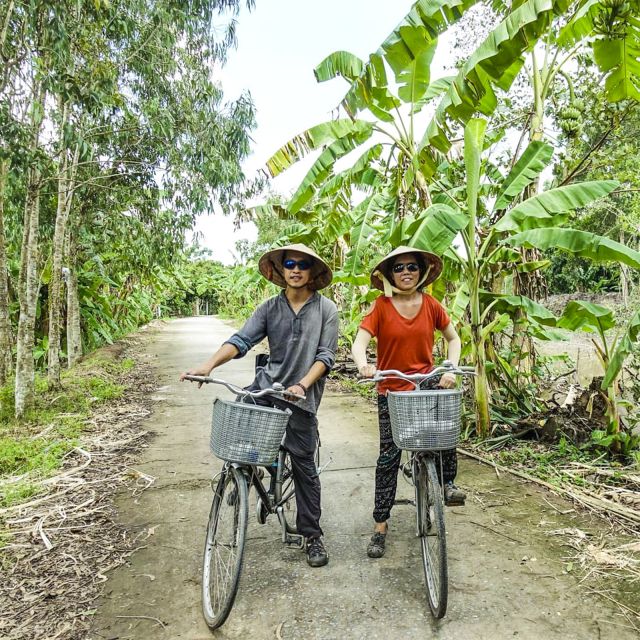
{"left": 224, "top": 291, "right": 339, "bottom": 414}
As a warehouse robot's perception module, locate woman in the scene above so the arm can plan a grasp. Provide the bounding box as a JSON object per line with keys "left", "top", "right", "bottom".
{"left": 351, "top": 246, "right": 463, "bottom": 559}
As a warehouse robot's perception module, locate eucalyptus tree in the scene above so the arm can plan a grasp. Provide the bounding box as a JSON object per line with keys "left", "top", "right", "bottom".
{"left": 2, "top": 0, "right": 257, "bottom": 415}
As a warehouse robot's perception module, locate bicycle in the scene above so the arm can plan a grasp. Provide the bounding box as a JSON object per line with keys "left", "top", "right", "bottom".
{"left": 183, "top": 374, "right": 315, "bottom": 630}
{"left": 360, "top": 361, "right": 474, "bottom": 619}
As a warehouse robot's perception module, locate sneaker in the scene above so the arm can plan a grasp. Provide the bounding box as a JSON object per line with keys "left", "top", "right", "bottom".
{"left": 444, "top": 482, "right": 466, "bottom": 506}
{"left": 367, "top": 532, "right": 386, "bottom": 558}
{"left": 305, "top": 536, "right": 329, "bottom": 567}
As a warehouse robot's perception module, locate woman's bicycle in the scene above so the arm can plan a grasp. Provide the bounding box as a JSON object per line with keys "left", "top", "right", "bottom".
{"left": 361, "top": 361, "right": 474, "bottom": 619}
{"left": 183, "top": 375, "right": 312, "bottom": 630}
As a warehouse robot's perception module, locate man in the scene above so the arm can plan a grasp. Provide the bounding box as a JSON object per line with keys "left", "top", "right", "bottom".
{"left": 182, "top": 243, "right": 338, "bottom": 567}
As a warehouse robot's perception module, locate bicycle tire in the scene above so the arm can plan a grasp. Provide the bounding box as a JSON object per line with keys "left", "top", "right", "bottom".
{"left": 201, "top": 466, "right": 248, "bottom": 630}
{"left": 415, "top": 456, "right": 448, "bottom": 619}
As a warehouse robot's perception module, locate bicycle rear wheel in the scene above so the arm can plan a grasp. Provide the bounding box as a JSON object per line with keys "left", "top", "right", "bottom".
{"left": 274, "top": 446, "right": 320, "bottom": 534}
{"left": 202, "top": 466, "right": 248, "bottom": 630}
{"left": 415, "top": 455, "right": 448, "bottom": 618}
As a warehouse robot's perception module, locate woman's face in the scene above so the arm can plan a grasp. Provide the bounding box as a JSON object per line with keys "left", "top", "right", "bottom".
{"left": 391, "top": 253, "right": 421, "bottom": 291}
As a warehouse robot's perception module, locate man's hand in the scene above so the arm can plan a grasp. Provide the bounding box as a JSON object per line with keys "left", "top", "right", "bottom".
{"left": 438, "top": 372, "right": 456, "bottom": 389}
{"left": 358, "top": 364, "right": 376, "bottom": 378}
{"left": 284, "top": 383, "right": 306, "bottom": 402}
{"left": 180, "top": 365, "right": 213, "bottom": 388}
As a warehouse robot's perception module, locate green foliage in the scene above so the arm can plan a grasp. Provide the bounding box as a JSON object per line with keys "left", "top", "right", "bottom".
{"left": 0, "top": 347, "right": 132, "bottom": 507}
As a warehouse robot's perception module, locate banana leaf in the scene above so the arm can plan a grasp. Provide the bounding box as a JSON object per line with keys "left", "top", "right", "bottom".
{"left": 287, "top": 126, "right": 375, "bottom": 213}
{"left": 495, "top": 180, "right": 618, "bottom": 232}
{"left": 409, "top": 203, "right": 468, "bottom": 254}
{"left": 557, "top": 300, "right": 615, "bottom": 333}
{"left": 343, "top": 194, "right": 388, "bottom": 275}
{"left": 480, "top": 292, "right": 557, "bottom": 326}
{"left": 420, "top": 0, "right": 555, "bottom": 155}
{"left": 506, "top": 227, "right": 640, "bottom": 270}
{"left": 493, "top": 141, "right": 553, "bottom": 210}
{"left": 314, "top": 51, "right": 365, "bottom": 83}
{"left": 593, "top": 31, "right": 640, "bottom": 103}
{"left": 266, "top": 119, "right": 373, "bottom": 177}
{"left": 602, "top": 308, "right": 640, "bottom": 390}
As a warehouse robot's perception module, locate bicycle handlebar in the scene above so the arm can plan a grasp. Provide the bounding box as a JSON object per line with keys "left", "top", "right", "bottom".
{"left": 358, "top": 360, "right": 476, "bottom": 389}
{"left": 182, "top": 375, "right": 306, "bottom": 401}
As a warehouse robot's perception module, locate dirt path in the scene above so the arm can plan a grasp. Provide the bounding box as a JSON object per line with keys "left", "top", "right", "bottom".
{"left": 89, "top": 317, "right": 637, "bottom": 640}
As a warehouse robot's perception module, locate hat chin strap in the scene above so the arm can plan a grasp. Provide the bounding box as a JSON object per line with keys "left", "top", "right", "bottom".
{"left": 375, "top": 264, "right": 431, "bottom": 298}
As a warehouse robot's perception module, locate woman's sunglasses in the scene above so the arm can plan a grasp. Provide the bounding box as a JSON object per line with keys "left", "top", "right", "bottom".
{"left": 392, "top": 262, "right": 420, "bottom": 274}
{"left": 283, "top": 258, "right": 312, "bottom": 271}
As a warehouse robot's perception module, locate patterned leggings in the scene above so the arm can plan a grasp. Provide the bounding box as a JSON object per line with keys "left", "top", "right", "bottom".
{"left": 373, "top": 393, "right": 458, "bottom": 523}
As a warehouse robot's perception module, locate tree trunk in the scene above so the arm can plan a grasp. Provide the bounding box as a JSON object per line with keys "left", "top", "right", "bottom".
{"left": 15, "top": 80, "right": 45, "bottom": 418}
{"left": 48, "top": 109, "right": 78, "bottom": 388}
{"left": 0, "top": 158, "right": 13, "bottom": 384}
{"left": 65, "top": 237, "right": 82, "bottom": 368}
{"left": 15, "top": 175, "right": 41, "bottom": 417}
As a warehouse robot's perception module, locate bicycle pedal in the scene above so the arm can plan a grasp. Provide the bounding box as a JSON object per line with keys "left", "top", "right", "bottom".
{"left": 284, "top": 534, "right": 305, "bottom": 549}
{"left": 394, "top": 498, "right": 415, "bottom": 506}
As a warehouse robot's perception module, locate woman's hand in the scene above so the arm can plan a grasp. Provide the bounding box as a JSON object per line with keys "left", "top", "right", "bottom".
{"left": 438, "top": 372, "right": 456, "bottom": 389}
{"left": 359, "top": 364, "right": 377, "bottom": 378}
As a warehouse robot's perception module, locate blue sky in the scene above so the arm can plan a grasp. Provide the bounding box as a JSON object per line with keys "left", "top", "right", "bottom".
{"left": 194, "top": 0, "right": 415, "bottom": 263}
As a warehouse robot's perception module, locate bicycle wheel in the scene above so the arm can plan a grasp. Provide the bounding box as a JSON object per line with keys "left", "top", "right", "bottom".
{"left": 201, "top": 466, "right": 248, "bottom": 630}
{"left": 415, "top": 455, "right": 448, "bottom": 618}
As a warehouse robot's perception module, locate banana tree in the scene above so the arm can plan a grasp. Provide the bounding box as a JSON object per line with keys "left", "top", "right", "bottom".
{"left": 405, "top": 117, "right": 640, "bottom": 437}
{"left": 557, "top": 301, "right": 640, "bottom": 453}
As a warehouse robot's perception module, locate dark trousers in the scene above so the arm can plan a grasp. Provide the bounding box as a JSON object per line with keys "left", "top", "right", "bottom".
{"left": 373, "top": 394, "right": 458, "bottom": 523}
{"left": 283, "top": 407, "right": 322, "bottom": 538}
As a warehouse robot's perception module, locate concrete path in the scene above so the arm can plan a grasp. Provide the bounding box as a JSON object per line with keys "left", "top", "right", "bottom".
{"left": 90, "top": 317, "right": 636, "bottom": 640}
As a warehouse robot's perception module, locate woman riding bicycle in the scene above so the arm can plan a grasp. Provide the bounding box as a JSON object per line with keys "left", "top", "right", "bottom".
{"left": 351, "top": 246, "right": 463, "bottom": 559}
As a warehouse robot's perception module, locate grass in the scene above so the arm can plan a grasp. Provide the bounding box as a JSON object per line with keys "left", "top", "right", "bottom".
{"left": 0, "top": 351, "right": 133, "bottom": 509}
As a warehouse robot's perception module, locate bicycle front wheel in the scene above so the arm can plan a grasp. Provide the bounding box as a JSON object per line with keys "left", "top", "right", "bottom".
{"left": 202, "top": 466, "right": 248, "bottom": 630}
{"left": 415, "top": 455, "right": 448, "bottom": 618}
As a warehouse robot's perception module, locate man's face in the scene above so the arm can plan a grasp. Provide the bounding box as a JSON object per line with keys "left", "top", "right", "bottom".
{"left": 283, "top": 251, "right": 313, "bottom": 289}
{"left": 391, "top": 253, "right": 421, "bottom": 291}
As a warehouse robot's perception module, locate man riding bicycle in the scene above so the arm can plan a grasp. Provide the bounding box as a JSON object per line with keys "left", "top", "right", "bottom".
{"left": 182, "top": 243, "right": 338, "bottom": 567}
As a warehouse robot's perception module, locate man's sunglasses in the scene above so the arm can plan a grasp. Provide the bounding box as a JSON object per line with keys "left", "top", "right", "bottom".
{"left": 283, "top": 258, "right": 312, "bottom": 271}
{"left": 392, "top": 262, "right": 420, "bottom": 274}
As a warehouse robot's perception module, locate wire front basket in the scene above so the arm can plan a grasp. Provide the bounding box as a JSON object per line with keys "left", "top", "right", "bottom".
{"left": 387, "top": 389, "right": 462, "bottom": 451}
{"left": 210, "top": 398, "right": 291, "bottom": 465}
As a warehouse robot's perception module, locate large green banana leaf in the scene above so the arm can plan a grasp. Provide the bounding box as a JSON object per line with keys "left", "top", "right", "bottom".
{"left": 557, "top": 300, "right": 615, "bottom": 333}
{"left": 314, "top": 51, "right": 365, "bottom": 83}
{"left": 506, "top": 227, "right": 640, "bottom": 269}
{"left": 493, "top": 141, "right": 553, "bottom": 211}
{"left": 266, "top": 119, "right": 373, "bottom": 177}
{"left": 494, "top": 180, "right": 619, "bottom": 232}
{"left": 449, "top": 282, "right": 470, "bottom": 323}
{"left": 420, "top": 0, "right": 555, "bottom": 155}
{"left": 593, "top": 30, "right": 640, "bottom": 103}
{"left": 287, "top": 127, "right": 375, "bottom": 213}
{"left": 480, "top": 292, "right": 557, "bottom": 326}
{"left": 331, "top": 0, "right": 478, "bottom": 117}
{"left": 464, "top": 118, "right": 486, "bottom": 227}
{"left": 558, "top": 0, "right": 640, "bottom": 103}
{"left": 409, "top": 203, "right": 468, "bottom": 254}
{"left": 318, "top": 144, "right": 383, "bottom": 197}
{"left": 343, "top": 194, "right": 388, "bottom": 275}
{"left": 602, "top": 308, "right": 640, "bottom": 389}
{"left": 556, "top": 0, "right": 600, "bottom": 46}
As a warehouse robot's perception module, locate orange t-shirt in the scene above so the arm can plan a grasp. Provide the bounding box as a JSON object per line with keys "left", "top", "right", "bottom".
{"left": 360, "top": 294, "right": 451, "bottom": 394}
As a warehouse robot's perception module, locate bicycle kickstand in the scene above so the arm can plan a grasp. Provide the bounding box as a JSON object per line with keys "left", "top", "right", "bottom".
{"left": 276, "top": 506, "right": 305, "bottom": 549}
